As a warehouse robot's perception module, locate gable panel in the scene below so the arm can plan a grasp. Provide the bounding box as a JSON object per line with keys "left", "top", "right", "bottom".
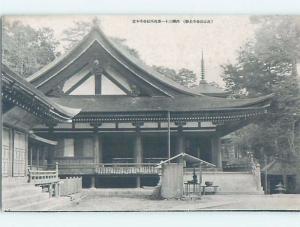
{"left": 70, "top": 75, "right": 95, "bottom": 95}
{"left": 102, "top": 75, "right": 126, "bottom": 95}
{"left": 63, "top": 67, "right": 91, "bottom": 92}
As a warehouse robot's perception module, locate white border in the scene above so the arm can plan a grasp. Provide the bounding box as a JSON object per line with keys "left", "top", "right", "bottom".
{"left": 1, "top": 0, "right": 300, "bottom": 226}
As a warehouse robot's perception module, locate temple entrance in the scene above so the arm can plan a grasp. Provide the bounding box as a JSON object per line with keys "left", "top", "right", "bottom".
{"left": 102, "top": 134, "right": 134, "bottom": 163}
{"left": 142, "top": 134, "right": 172, "bottom": 163}
{"left": 186, "top": 136, "right": 212, "bottom": 164}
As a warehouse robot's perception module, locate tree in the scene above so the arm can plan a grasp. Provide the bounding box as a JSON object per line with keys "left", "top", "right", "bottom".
{"left": 221, "top": 16, "right": 300, "bottom": 162}
{"left": 177, "top": 68, "right": 197, "bottom": 87}
{"left": 3, "top": 20, "right": 60, "bottom": 77}
{"left": 61, "top": 19, "right": 140, "bottom": 59}
{"left": 153, "top": 65, "right": 197, "bottom": 87}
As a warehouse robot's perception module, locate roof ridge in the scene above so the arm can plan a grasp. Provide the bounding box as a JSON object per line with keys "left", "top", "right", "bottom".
{"left": 25, "top": 25, "right": 204, "bottom": 97}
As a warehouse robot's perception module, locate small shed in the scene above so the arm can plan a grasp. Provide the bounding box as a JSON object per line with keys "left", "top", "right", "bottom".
{"left": 156, "top": 153, "right": 215, "bottom": 199}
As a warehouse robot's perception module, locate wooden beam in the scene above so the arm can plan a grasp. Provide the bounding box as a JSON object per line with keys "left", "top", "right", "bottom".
{"left": 95, "top": 74, "right": 102, "bottom": 95}
{"left": 65, "top": 71, "right": 93, "bottom": 94}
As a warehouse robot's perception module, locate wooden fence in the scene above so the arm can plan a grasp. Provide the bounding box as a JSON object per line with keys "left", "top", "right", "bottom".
{"left": 59, "top": 177, "right": 82, "bottom": 196}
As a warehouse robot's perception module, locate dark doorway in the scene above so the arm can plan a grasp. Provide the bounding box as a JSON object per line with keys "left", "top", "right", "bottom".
{"left": 186, "top": 136, "right": 212, "bottom": 163}
{"left": 96, "top": 176, "right": 137, "bottom": 188}
{"left": 82, "top": 175, "right": 93, "bottom": 188}
{"left": 141, "top": 175, "right": 160, "bottom": 187}
{"left": 102, "top": 134, "right": 134, "bottom": 163}
{"left": 142, "top": 135, "right": 169, "bottom": 163}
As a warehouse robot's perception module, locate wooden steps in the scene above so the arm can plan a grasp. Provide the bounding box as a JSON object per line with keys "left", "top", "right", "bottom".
{"left": 2, "top": 177, "right": 71, "bottom": 211}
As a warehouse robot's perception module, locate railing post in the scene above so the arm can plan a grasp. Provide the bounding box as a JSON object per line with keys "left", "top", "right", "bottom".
{"left": 27, "top": 167, "right": 31, "bottom": 183}
{"left": 55, "top": 162, "right": 59, "bottom": 179}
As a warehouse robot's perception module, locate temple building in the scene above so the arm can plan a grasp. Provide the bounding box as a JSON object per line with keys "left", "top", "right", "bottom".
{"left": 3, "top": 24, "right": 273, "bottom": 191}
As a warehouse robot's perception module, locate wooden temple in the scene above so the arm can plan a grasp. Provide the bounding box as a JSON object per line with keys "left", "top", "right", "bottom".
{"left": 2, "top": 25, "right": 273, "bottom": 189}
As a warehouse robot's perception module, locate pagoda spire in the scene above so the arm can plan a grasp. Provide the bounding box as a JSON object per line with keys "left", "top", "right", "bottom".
{"left": 92, "top": 17, "right": 102, "bottom": 29}
{"left": 201, "top": 50, "right": 204, "bottom": 80}
{"left": 200, "top": 50, "right": 206, "bottom": 84}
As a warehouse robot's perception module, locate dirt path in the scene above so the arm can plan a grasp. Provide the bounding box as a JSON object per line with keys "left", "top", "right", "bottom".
{"left": 54, "top": 190, "right": 300, "bottom": 211}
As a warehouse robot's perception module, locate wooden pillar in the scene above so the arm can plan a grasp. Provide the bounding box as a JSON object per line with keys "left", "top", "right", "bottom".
{"left": 93, "top": 134, "right": 99, "bottom": 165}
{"left": 30, "top": 147, "right": 33, "bottom": 167}
{"left": 133, "top": 124, "right": 143, "bottom": 164}
{"left": 175, "top": 126, "right": 185, "bottom": 155}
{"left": 95, "top": 74, "right": 102, "bottom": 95}
{"left": 91, "top": 176, "right": 96, "bottom": 188}
{"left": 42, "top": 146, "right": 47, "bottom": 167}
{"left": 36, "top": 146, "right": 40, "bottom": 170}
{"left": 98, "top": 134, "right": 103, "bottom": 164}
{"left": 48, "top": 145, "right": 55, "bottom": 165}
{"left": 211, "top": 137, "right": 222, "bottom": 169}
{"left": 92, "top": 124, "right": 103, "bottom": 165}
{"left": 175, "top": 122, "right": 186, "bottom": 164}
{"left": 133, "top": 123, "right": 143, "bottom": 188}
{"left": 93, "top": 133, "right": 103, "bottom": 164}
{"left": 136, "top": 176, "right": 141, "bottom": 188}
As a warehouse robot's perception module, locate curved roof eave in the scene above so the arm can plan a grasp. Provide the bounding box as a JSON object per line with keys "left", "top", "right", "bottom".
{"left": 49, "top": 93, "right": 274, "bottom": 113}
{"left": 2, "top": 64, "right": 81, "bottom": 120}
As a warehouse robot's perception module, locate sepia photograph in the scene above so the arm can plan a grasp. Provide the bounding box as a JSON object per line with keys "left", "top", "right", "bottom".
{"left": 1, "top": 14, "right": 300, "bottom": 212}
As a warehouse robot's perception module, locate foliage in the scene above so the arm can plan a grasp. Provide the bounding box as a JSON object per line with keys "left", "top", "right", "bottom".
{"left": 61, "top": 19, "right": 140, "bottom": 59}
{"left": 3, "top": 20, "right": 60, "bottom": 77}
{"left": 153, "top": 65, "right": 197, "bottom": 87}
{"left": 222, "top": 16, "right": 300, "bottom": 161}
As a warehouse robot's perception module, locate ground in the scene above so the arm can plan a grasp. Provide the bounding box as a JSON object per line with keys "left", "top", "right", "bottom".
{"left": 53, "top": 189, "right": 300, "bottom": 211}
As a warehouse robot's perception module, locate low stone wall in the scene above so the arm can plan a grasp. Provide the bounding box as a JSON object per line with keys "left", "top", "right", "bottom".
{"left": 184, "top": 171, "right": 264, "bottom": 194}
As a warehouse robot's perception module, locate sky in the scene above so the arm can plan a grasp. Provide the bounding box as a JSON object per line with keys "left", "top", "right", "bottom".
{"left": 4, "top": 15, "right": 257, "bottom": 87}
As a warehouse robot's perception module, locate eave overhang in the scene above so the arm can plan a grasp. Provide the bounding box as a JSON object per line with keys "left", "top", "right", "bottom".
{"left": 73, "top": 104, "right": 271, "bottom": 124}
{"left": 1, "top": 64, "right": 81, "bottom": 123}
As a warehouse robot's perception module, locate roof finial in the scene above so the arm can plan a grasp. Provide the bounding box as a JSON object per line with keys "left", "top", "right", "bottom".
{"left": 92, "top": 17, "right": 101, "bottom": 28}
{"left": 200, "top": 49, "right": 206, "bottom": 83}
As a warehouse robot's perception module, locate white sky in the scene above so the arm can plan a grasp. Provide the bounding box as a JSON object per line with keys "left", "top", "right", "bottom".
{"left": 4, "top": 15, "right": 256, "bottom": 86}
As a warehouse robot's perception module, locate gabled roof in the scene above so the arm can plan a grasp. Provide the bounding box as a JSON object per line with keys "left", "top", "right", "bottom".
{"left": 27, "top": 26, "right": 204, "bottom": 97}
{"left": 156, "top": 153, "right": 216, "bottom": 167}
{"left": 2, "top": 64, "right": 81, "bottom": 122}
